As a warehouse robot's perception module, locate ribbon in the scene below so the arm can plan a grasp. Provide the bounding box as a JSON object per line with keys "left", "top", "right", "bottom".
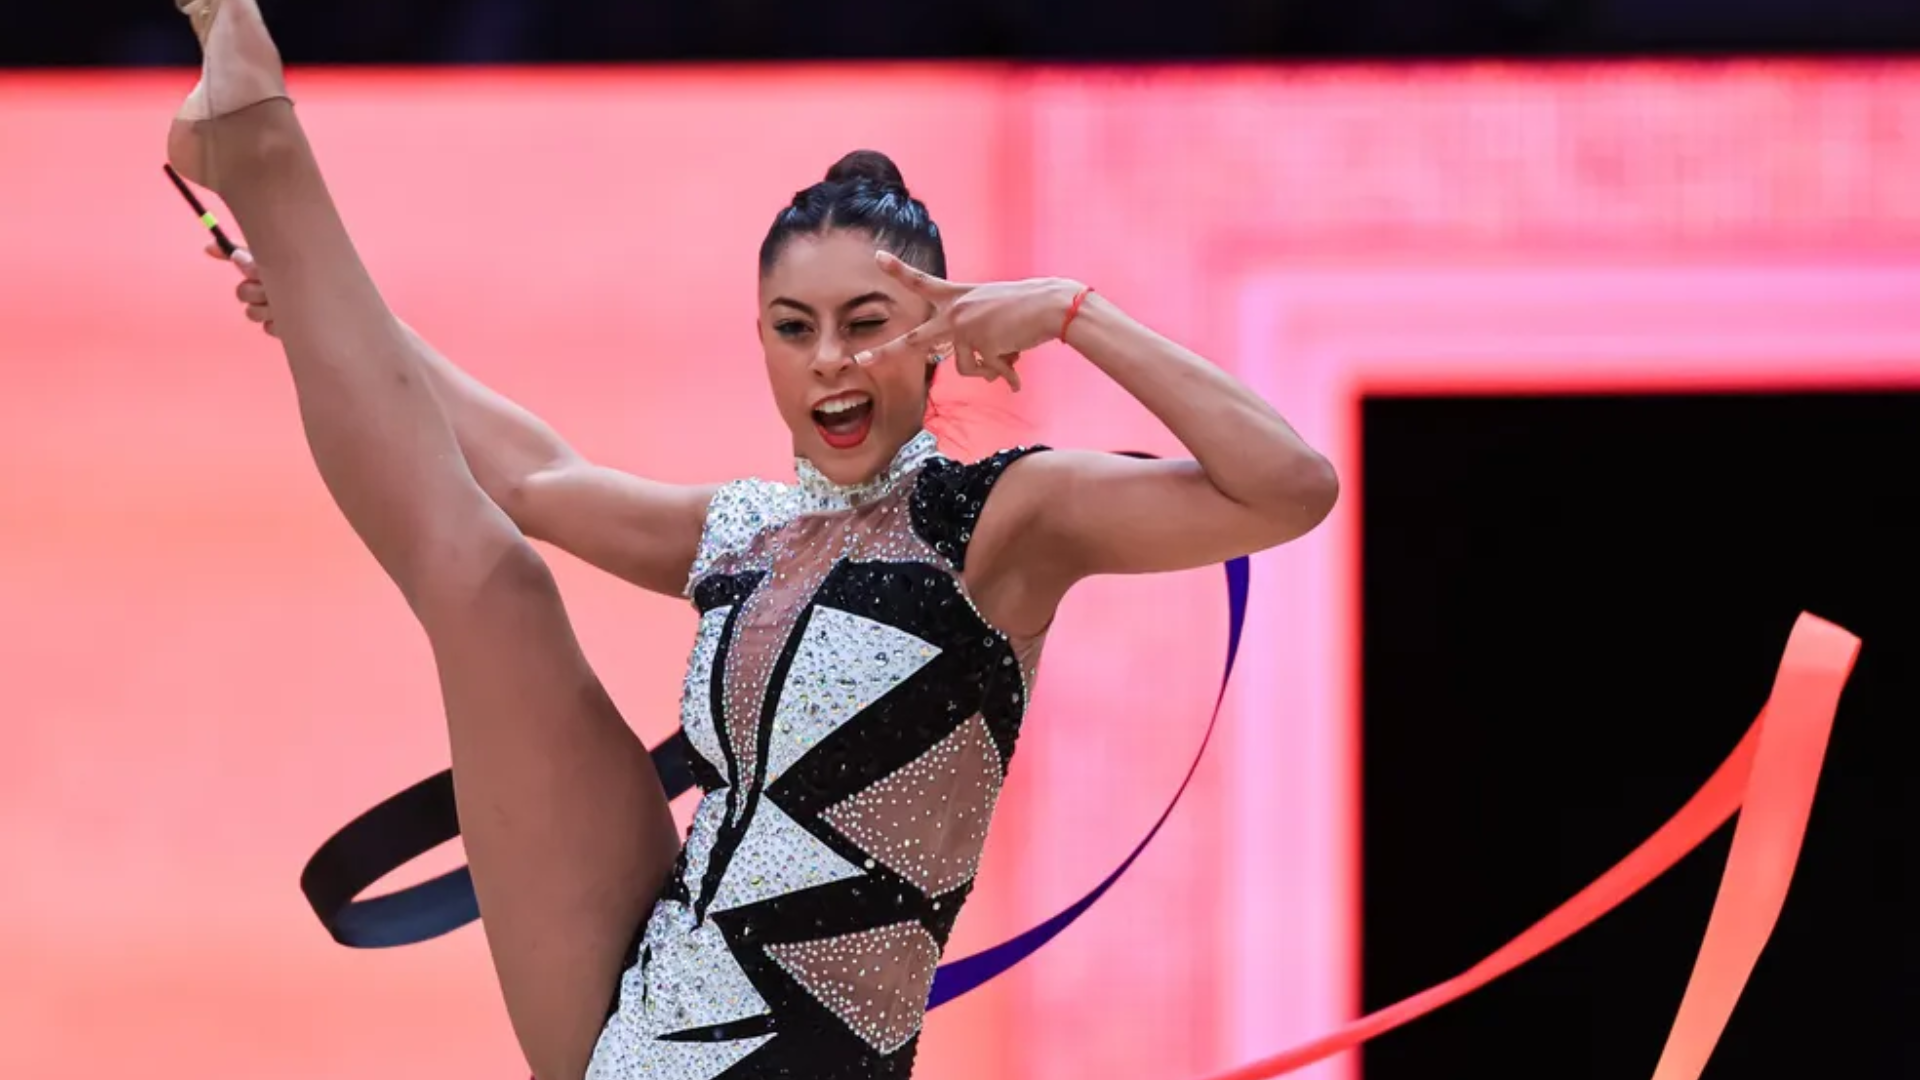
{"left": 932, "top": 551, "right": 1247, "bottom": 1004}
{"left": 300, "top": 523, "right": 1856, "bottom": 1079}
{"left": 1193, "top": 611, "right": 1859, "bottom": 1080}
{"left": 300, "top": 479, "right": 1249, "bottom": 1010}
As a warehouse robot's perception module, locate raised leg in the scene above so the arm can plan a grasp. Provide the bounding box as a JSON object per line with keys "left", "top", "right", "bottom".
{"left": 167, "top": 6, "right": 680, "bottom": 1077}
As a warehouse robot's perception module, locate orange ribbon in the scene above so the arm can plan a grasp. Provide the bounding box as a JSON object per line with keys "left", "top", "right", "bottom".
{"left": 1199, "top": 611, "right": 1859, "bottom": 1080}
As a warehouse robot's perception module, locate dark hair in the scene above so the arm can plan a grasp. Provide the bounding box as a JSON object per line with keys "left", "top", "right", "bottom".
{"left": 758, "top": 150, "right": 947, "bottom": 278}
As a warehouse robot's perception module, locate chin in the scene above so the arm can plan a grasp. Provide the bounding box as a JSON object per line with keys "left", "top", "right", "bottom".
{"left": 812, "top": 441, "right": 885, "bottom": 480}
{"left": 804, "top": 422, "right": 911, "bottom": 483}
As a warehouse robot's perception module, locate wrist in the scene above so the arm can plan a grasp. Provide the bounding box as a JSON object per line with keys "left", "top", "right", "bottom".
{"left": 1055, "top": 279, "right": 1095, "bottom": 343}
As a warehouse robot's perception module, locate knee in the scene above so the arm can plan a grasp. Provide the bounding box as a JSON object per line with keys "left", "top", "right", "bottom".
{"left": 403, "top": 521, "right": 556, "bottom": 624}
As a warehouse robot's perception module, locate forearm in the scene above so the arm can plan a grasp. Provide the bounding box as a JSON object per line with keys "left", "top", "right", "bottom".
{"left": 1062, "top": 290, "right": 1336, "bottom": 510}
{"left": 398, "top": 322, "right": 581, "bottom": 510}
{"left": 392, "top": 323, "right": 714, "bottom": 595}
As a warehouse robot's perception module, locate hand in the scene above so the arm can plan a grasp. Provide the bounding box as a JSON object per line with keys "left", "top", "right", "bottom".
{"left": 206, "top": 243, "right": 277, "bottom": 337}
{"left": 855, "top": 251, "right": 1082, "bottom": 393}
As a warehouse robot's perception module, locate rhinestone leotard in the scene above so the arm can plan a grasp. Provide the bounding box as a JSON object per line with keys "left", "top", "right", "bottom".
{"left": 586, "top": 432, "right": 1048, "bottom": 1080}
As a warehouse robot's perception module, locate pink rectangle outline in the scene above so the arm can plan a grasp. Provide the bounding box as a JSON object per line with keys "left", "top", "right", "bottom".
{"left": 1223, "top": 261, "right": 1920, "bottom": 1078}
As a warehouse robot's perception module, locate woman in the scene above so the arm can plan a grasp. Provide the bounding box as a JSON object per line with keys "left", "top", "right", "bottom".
{"left": 167, "top": 1, "right": 1339, "bottom": 1077}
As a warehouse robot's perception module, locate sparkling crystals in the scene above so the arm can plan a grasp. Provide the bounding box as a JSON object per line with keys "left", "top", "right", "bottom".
{"left": 708, "top": 799, "right": 865, "bottom": 914}
{"left": 637, "top": 902, "right": 768, "bottom": 1031}
{"left": 821, "top": 715, "right": 1006, "bottom": 898}
{"left": 794, "top": 430, "right": 939, "bottom": 511}
{"left": 679, "top": 791, "right": 729, "bottom": 893}
{"left": 585, "top": 1027, "right": 771, "bottom": 1080}
{"left": 610, "top": 437, "right": 1050, "bottom": 1077}
{"left": 587, "top": 901, "right": 774, "bottom": 1080}
{"left": 906, "top": 445, "right": 1051, "bottom": 573}
{"left": 765, "top": 921, "right": 943, "bottom": 1054}
{"left": 678, "top": 605, "right": 733, "bottom": 777}
{"left": 684, "top": 479, "right": 799, "bottom": 595}
{"left": 763, "top": 607, "right": 941, "bottom": 780}
{"left": 685, "top": 433, "right": 943, "bottom": 596}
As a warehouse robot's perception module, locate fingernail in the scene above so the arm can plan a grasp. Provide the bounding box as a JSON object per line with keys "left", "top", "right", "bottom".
{"left": 853, "top": 351, "right": 872, "bottom": 364}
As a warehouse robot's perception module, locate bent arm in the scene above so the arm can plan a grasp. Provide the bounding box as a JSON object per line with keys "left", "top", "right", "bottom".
{"left": 220, "top": 245, "right": 711, "bottom": 596}
{"left": 401, "top": 322, "right": 715, "bottom": 598}
{"left": 971, "top": 291, "right": 1337, "bottom": 630}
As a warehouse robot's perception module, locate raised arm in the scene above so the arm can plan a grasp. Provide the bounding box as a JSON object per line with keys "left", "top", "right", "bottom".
{"left": 984, "top": 288, "right": 1338, "bottom": 574}
{"left": 220, "top": 246, "right": 713, "bottom": 598}
{"left": 854, "top": 253, "right": 1337, "bottom": 636}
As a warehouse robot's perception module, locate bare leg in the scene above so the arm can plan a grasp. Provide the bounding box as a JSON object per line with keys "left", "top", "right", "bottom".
{"left": 167, "top": 6, "right": 679, "bottom": 1077}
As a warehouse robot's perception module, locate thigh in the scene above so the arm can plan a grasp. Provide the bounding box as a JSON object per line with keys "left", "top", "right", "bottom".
{"left": 420, "top": 542, "right": 680, "bottom": 1080}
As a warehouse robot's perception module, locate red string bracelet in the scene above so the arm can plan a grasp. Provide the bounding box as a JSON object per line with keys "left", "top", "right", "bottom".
{"left": 1060, "top": 285, "right": 1095, "bottom": 341}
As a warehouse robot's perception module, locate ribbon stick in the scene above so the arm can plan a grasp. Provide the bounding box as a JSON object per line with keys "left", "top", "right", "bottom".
{"left": 1196, "top": 611, "right": 1859, "bottom": 1080}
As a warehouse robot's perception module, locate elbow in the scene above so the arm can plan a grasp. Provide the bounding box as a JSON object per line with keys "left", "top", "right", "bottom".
{"left": 488, "top": 451, "right": 584, "bottom": 541}
{"left": 1250, "top": 450, "right": 1340, "bottom": 541}
{"left": 1284, "top": 450, "right": 1341, "bottom": 532}
{"left": 496, "top": 466, "right": 558, "bottom": 540}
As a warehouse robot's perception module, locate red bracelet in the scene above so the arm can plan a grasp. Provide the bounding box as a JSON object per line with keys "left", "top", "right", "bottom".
{"left": 1060, "top": 285, "right": 1095, "bottom": 341}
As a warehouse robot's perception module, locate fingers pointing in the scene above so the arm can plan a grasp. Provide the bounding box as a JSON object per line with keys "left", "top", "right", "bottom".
{"left": 874, "top": 250, "right": 960, "bottom": 298}
{"left": 855, "top": 318, "right": 947, "bottom": 366}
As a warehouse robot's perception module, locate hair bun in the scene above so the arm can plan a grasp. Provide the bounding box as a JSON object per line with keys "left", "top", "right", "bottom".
{"left": 824, "top": 149, "right": 909, "bottom": 197}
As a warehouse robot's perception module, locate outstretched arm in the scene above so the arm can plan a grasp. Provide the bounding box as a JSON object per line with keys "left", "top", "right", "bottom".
{"left": 398, "top": 321, "right": 716, "bottom": 598}
{"left": 220, "top": 246, "right": 713, "bottom": 597}
{"left": 855, "top": 253, "right": 1337, "bottom": 634}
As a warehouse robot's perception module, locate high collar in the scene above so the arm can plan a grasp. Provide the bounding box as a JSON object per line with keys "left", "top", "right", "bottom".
{"left": 794, "top": 430, "right": 940, "bottom": 510}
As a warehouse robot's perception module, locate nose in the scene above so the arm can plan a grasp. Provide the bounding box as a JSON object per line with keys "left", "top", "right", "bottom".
{"left": 809, "top": 334, "right": 855, "bottom": 377}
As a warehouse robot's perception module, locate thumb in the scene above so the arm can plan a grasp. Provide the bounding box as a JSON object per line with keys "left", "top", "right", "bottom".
{"left": 231, "top": 247, "right": 259, "bottom": 277}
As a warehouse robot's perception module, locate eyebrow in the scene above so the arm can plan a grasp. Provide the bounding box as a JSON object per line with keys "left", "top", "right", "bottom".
{"left": 769, "top": 292, "right": 896, "bottom": 317}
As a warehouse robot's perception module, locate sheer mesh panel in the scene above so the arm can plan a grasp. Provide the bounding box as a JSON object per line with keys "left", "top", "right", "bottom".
{"left": 663, "top": 461, "right": 1047, "bottom": 1056}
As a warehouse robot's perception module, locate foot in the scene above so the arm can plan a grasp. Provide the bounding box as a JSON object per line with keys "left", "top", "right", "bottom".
{"left": 166, "top": 0, "right": 289, "bottom": 191}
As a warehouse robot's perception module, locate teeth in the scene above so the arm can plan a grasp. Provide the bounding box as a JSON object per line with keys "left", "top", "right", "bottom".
{"left": 816, "top": 396, "right": 870, "bottom": 416}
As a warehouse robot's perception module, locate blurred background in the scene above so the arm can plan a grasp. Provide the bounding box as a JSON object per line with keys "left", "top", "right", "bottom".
{"left": 9, "top": 0, "right": 1920, "bottom": 63}
{"left": 1, "top": 3, "right": 1915, "bottom": 1080}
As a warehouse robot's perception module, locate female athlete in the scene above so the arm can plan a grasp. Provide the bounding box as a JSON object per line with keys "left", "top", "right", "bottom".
{"left": 167, "top": 1, "right": 1339, "bottom": 1076}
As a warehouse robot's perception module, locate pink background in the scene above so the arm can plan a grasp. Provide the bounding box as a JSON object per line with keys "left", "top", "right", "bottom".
{"left": 2, "top": 60, "right": 1918, "bottom": 1080}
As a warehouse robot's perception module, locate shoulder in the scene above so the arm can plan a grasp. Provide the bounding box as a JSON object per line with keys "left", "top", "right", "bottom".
{"left": 683, "top": 476, "right": 802, "bottom": 597}
{"left": 909, "top": 446, "right": 1052, "bottom": 570}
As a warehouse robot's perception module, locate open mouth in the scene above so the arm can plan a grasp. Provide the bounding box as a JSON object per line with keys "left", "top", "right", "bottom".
{"left": 811, "top": 392, "right": 875, "bottom": 450}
